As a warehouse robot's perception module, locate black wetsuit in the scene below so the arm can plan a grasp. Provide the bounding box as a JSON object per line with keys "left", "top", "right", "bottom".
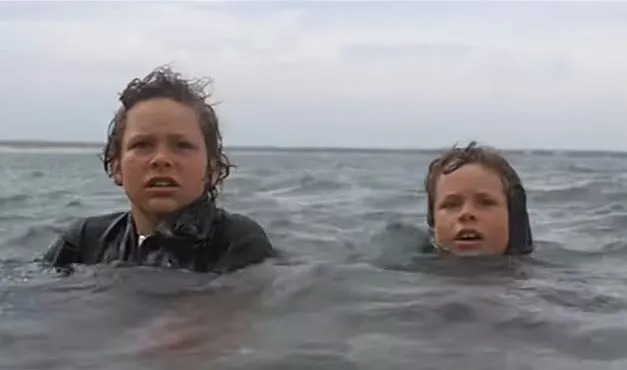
{"left": 42, "top": 195, "right": 275, "bottom": 273}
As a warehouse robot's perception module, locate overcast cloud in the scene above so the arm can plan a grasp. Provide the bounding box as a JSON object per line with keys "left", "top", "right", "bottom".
{"left": 1, "top": 2, "right": 626, "bottom": 150}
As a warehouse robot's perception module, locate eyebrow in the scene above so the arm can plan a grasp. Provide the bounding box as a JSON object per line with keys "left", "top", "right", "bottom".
{"left": 474, "top": 191, "right": 497, "bottom": 198}
{"left": 126, "top": 133, "right": 196, "bottom": 141}
{"left": 439, "top": 191, "right": 500, "bottom": 199}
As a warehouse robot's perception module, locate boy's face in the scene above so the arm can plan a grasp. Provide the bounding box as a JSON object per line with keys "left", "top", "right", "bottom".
{"left": 112, "top": 97, "right": 209, "bottom": 219}
{"left": 432, "top": 163, "right": 509, "bottom": 256}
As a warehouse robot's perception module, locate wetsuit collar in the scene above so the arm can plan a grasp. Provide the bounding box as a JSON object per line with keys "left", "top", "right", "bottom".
{"left": 119, "top": 193, "right": 220, "bottom": 267}
{"left": 153, "top": 193, "right": 219, "bottom": 242}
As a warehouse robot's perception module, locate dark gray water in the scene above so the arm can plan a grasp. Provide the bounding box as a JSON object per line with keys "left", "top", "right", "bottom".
{"left": 2, "top": 146, "right": 627, "bottom": 370}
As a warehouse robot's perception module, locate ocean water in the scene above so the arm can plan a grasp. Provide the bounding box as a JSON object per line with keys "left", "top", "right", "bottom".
{"left": 2, "top": 145, "right": 627, "bottom": 370}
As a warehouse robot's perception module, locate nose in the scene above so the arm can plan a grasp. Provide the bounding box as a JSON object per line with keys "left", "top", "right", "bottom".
{"left": 149, "top": 145, "right": 173, "bottom": 169}
{"left": 458, "top": 202, "right": 477, "bottom": 222}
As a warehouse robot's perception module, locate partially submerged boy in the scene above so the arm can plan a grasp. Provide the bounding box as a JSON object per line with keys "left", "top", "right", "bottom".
{"left": 43, "top": 66, "right": 275, "bottom": 273}
{"left": 424, "top": 141, "right": 533, "bottom": 256}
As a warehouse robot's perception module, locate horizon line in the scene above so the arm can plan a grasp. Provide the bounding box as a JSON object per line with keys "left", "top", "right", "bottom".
{"left": 0, "top": 138, "right": 625, "bottom": 155}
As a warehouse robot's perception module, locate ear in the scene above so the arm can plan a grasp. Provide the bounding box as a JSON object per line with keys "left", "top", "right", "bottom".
{"left": 111, "top": 160, "right": 123, "bottom": 186}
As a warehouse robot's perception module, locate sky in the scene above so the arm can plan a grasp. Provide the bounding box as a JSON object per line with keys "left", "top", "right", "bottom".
{"left": 1, "top": 1, "right": 626, "bottom": 151}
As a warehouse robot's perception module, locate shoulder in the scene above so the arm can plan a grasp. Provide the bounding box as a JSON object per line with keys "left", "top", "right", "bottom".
{"left": 64, "top": 211, "right": 128, "bottom": 243}
{"left": 222, "top": 211, "right": 268, "bottom": 237}
{"left": 214, "top": 209, "right": 276, "bottom": 272}
{"left": 42, "top": 211, "right": 127, "bottom": 266}
{"left": 221, "top": 211, "right": 275, "bottom": 253}
{"left": 81, "top": 212, "right": 128, "bottom": 236}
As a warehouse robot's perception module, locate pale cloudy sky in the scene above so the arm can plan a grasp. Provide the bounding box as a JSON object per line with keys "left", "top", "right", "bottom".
{"left": 1, "top": 1, "right": 626, "bottom": 150}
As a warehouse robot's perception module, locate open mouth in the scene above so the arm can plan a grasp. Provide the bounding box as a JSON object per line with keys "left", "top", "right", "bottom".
{"left": 145, "top": 176, "right": 179, "bottom": 188}
{"left": 454, "top": 228, "right": 483, "bottom": 242}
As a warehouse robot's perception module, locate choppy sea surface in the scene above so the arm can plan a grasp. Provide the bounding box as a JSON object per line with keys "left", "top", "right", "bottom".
{"left": 2, "top": 144, "right": 627, "bottom": 370}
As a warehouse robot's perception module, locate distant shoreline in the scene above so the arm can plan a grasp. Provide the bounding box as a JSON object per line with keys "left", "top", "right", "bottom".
{"left": 0, "top": 139, "right": 445, "bottom": 153}
{"left": 0, "top": 140, "right": 104, "bottom": 148}
{"left": 0, "top": 139, "right": 625, "bottom": 157}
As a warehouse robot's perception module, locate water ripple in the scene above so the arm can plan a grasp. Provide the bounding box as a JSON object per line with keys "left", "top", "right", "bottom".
{"left": 1, "top": 148, "right": 627, "bottom": 369}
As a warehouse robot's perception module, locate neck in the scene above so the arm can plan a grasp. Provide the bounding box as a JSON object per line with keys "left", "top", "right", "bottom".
{"left": 130, "top": 207, "right": 163, "bottom": 236}
{"left": 129, "top": 194, "right": 212, "bottom": 237}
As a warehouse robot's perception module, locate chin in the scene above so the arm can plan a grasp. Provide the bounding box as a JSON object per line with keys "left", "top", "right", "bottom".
{"left": 451, "top": 249, "right": 492, "bottom": 257}
{"left": 451, "top": 246, "right": 505, "bottom": 257}
{"left": 145, "top": 198, "right": 184, "bottom": 215}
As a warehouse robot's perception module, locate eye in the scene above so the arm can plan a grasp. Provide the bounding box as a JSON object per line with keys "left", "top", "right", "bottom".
{"left": 476, "top": 194, "right": 498, "bottom": 207}
{"left": 128, "top": 140, "right": 151, "bottom": 150}
{"left": 438, "top": 197, "right": 461, "bottom": 210}
{"left": 175, "top": 140, "right": 196, "bottom": 150}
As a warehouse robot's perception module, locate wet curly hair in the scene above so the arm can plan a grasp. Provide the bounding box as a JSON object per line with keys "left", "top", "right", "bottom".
{"left": 101, "top": 65, "right": 233, "bottom": 200}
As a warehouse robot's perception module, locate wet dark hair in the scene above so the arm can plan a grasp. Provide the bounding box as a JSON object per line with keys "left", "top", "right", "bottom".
{"left": 424, "top": 141, "right": 533, "bottom": 254}
{"left": 101, "top": 65, "right": 232, "bottom": 200}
